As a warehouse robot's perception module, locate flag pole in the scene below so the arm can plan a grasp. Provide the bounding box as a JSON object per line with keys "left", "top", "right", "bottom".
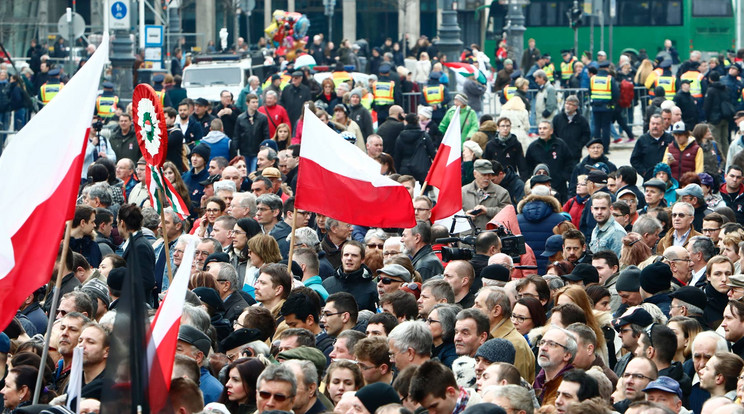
{"left": 158, "top": 185, "right": 174, "bottom": 284}
{"left": 33, "top": 219, "right": 73, "bottom": 404}
{"left": 418, "top": 181, "right": 428, "bottom": 197}
{"left": 287, "top": 207, "right": 298, "bottom": 272}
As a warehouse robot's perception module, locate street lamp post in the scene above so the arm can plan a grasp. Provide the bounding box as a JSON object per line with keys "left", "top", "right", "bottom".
{"left": 110, "top": 30, "right": 135, "bottom": 106}
{"left": 323, "top": 0, "right": 336, "bottom": 42}
{"left": 435, "top": 0, "right": 464, "bottom": 63}
{"left": 504, "top": 0, "right": 527, "bottom": 66}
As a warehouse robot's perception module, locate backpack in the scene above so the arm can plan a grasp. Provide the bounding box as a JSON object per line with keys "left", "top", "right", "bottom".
{"left": 401, "top": 133, "right": 433, "bottom": 182}
{"left": 618, "top": 79, "right": 634, "bottom": 108}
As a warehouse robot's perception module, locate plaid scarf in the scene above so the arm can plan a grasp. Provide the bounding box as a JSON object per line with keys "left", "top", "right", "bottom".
{"left": 452, "top": 387, "right": 470, "bottom": 414}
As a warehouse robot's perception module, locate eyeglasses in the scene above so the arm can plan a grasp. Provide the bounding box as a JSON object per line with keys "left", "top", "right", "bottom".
{"left": 383, "top": 250, "right": 401, "bottom": 257}
{"left": 645, "top": 323, "right": 656, "bottom": 347}
{"left": 296, "top": 210, "right": 312, "bottom": 216}
{"left": 511, "top": 314, "right": 532, "bottom": 324}
{"left": 537, "top": 339, "right": 568, "bottom": 350}
{"left": 206, "top": 208, "right": 221, "bottom": 213}
{"left": 623, "top": 372, "right": 655, "bottom": 381}
{"left": 703, "top": 228, "right": 720, "bottom": 233}
{"left": 671, "top": 213, "right": 688, "bottom": 218}
{"left": 380, "top": 277, "right": 403, "bottom": 285}
{"left": 258, "top": 391, "right": 291, "bottom": 402}
{"left": 230, "top": 229, "right": 246, "bottom": 235}
{"left": 426, "top": 318, "right": 441, "bottom": 324}
{"left": 357, "top": 362, "right": 377, "bottom": 371}
{"left": 666, "top": 257, "right": 692, "bottom": 263}
{"left": 367, "top": 243, "right": 384, "bottom": 249}
{"left": 612, "top": 213, "right": 624, "bottom": 217}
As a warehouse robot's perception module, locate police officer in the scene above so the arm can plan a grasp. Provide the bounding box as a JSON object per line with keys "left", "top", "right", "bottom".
{"left": 373, "top": 63, "right": 401, "bottom": 123}
{"left": 679, "top": 61, "right": 706, "bottom": 117}
{"left": 543, "top": 53, "right": 556, "bottom": 84}
{"left": 558, "top": 49, "right": 577, "bottom": 88}
{"left": 422, "top": 71, "right": 450, "bottom": 123}
{"left": 95, "top": 81, "right": 119, "bottom": 122}
{"left": 653, "top": 60, "right": 678, "bottom": 101}
{"left": 500, "top": 70, "right": 522, "bottom": 105}
{"left": 331, "top": 62, "right": 353, "bottom": 88}
{"left": 722, "top": 63, "right": 743, "bottom": 111}
{"left": 151, "top": 73, "right": 172, "bottom": 108}
{"left": 39, "top": 68, "right": 64, "bottom": 106}
{"left": 590, "top": 60, "right": 619, "bottom": 152}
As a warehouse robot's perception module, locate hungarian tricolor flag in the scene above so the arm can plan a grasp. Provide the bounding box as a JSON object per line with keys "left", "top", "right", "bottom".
{"left": 295, "top": 106, "right": 416, "bottom": 228}
{"left": 444, "top": 62, "right": 488, "bottom": 84}
{"left": 425, "top": 110, "right": 463, "bottom": 222}
{"left": 0, "top": 33, "right": 108, "bottom": 330}
{"left": 145, "top": 164, "right": 190, "bottom": 219}
{"left": 146, "top": 242, "right": 196, "bottom": 413}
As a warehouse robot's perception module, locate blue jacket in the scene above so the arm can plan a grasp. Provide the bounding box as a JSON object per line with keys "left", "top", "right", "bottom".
{"left": 181, "top": 167, "right": 209, "bottom": 209}
{"left": 304, "top": 275, "right": 329, "bottom": 300}
{"left": 200, "top": 367, "right": 224, "bottom": 404}
{"left": 201, "top": 130, "right": 231, "bottom": 161}
{"left": 643, "top": 292, "right": 672, "bottom": 319}
{"left": 517, "top": 194, "right": 567, "bottom": 274}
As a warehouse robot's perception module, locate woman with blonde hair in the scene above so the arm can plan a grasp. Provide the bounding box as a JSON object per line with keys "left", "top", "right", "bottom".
{"left": 413, "top": 51, "right": 431, "bottom": 84}
{"left": 620, "top": 232, "right": 652, "bottom": 269}
{"left": 634, "top": 59, "right": 655, "bottom": 86}
{"left": 555, "top": 285, "right": 610, "bottom": 363}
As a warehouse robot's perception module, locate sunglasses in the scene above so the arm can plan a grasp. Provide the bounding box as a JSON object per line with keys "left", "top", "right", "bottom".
{"left": 367, "top": 243, "right": 384, "bottom": 249}
{"left": 258, "top": 391, "right": 291, "bottom": 402}
{"left": 380, "top": 277, "right": 403, "bottom": 285}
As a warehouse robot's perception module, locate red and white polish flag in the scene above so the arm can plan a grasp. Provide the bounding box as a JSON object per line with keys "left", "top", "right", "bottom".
{"left": 295, "top": 106, "right": 416, "bottom": 228}
{"left": 0, "top": 33, "right": 109, "bottom": 330}
{"left": 426, "top": 109, "right": 462, "bottom": 222}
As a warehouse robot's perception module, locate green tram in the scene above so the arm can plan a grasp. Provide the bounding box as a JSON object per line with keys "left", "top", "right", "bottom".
{"left": 485, "top": 0, "right": 735, "bottom": 64}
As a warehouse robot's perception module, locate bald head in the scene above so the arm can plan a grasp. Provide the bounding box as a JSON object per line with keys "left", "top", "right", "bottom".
{"left": 388, "top": 105, "right": 404, "bottom": 119}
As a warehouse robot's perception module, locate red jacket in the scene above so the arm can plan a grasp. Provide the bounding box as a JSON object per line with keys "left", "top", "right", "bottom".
{"left": 258, "top": 104, "right": 291, "bottom": 138}
{"left": 562, "top": 195, "right": 589, "bottom": 228}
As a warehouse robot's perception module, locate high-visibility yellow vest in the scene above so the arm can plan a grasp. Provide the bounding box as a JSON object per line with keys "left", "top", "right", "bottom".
{"left": 590, "top": 75, "right": 612, "bottom": 101}
{"left": 560, "top": 58, "right": 576, "bottom": 80}
{"left": 361, "top": 91, "right": 374, "bottom": 110}
{"left": 646, "top": 68, "right": 664, "bottom": 91}
{"left": 544, "top": 63, "right": 555, "bottom": 82}
{"left": 423, "top": 85, "right": 444, "bottom": 105}
{"left": 96, "top": 95, "right": 119, "bottom": 118}
{"left": 656, "top": 76, "right": 676, "bottom": 100}
{"left": 154, "top": 90, "right": 166, "bottom": 106}
{"left": 680, "top": 71, "right": 704, "bottom": 98}
{"left": 40, "top": 82, "right": 64, "bottom": 104}
{"left": 504, "top": 85, "right": 516, "bottom": 100}
{"left": 373, "top": 81, "right": 395, "bottom": 105}
{"left": 332, "top": 71, "right": 352, "bottom": 87}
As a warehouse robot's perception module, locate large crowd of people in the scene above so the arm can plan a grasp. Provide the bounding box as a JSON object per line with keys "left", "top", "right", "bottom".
{"left": 5, "top": 33, "right": 744, "bottom": 414}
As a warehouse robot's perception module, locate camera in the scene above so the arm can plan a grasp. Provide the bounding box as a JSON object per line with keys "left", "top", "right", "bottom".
{"left": 92, "top": 119, "right": 104, "bottom": 132}
{"left": 434, "top": 216, "right": 526, "bottom": 262}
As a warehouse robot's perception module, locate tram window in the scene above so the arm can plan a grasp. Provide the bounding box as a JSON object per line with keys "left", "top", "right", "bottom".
{"left": 693, "top": 0, "right": 733, "bottom": 17}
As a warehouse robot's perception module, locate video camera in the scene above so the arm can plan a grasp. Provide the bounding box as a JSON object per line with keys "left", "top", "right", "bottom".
{"left": 434, "top": 215, "right": 526, "bottom": 262}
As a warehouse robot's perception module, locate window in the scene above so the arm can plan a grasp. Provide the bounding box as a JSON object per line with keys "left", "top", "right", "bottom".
{"left": 525, "top": 1, "right": 572, "bottom": 27}
{"left": 616, "top": 0, "right": 682, "bottom": 26}
{"left": 692, "top": 0, "right": 733, "bottom": 17}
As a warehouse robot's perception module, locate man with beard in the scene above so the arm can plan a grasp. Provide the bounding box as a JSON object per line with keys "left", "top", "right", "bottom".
{"left": 176, "top": 99, "right": 203, "bottom": 146}
{"left": 321, "top": 241, "right": 377, "bottom": 312}
{"left": 589, "top": 192, "right": 626, "bottom": 257}
{"left": 562, "top": 229, "right": 592, "bottom": 265}
{"left": 76, "top": 322, "right": 109, "bottom": 400}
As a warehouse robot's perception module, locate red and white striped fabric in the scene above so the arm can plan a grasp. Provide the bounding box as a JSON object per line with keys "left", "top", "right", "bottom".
{"left": 146, "top": 242, "right": 195, "bottom": 413}
{"left": 0, "top": 34, "right": 109, "bottom": 330}
{"left": 295, "top": 106, "right": 416, "bottom": 228}
{"left": 425, "top": 109, "right": 462, "bottom": 222}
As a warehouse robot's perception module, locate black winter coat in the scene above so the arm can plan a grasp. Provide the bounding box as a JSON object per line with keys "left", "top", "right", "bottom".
{"left": 122, "top": 231, "right": 156, "bottom": 306}
{"left": 673, "top": 91, "right": 698, "bottom": 129}
{"left": 525, "top": 136, "right": 573, "bottom": 200}
{"left": 394, "top": 124, "right": 436, "bottom": 182}
{"left": 378, "top": 118, "right": 405, "bottom": 155}
{"left": 552, "top": 110, "right": 592, "bottom": 163}
{"left": 232, "top": 111, "right": 270, "bottom": 158}
{"left": 630, "top": 132, "right": 674, "bottom": 181}
{"left": 483, "top": 134, "right": 529, "bottom": 180}
{"left": 280, "top": 82, "right": 313, "bottom": 128}
{"left": 704, "top": 81, "right": 730, "bottom": 124}
{"left": 568, "top": 155, "right": 617, "bottom": 197}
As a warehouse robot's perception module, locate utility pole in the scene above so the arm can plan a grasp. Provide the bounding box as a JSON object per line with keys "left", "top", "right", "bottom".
{"left": 323, "top": 0, "right": 336, "bottom": 42}
{"left": 503, "top": 0, "right": 527, "bottom": 66}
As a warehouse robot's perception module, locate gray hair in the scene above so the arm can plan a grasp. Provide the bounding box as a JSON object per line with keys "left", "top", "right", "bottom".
{"left": 214, "top": 180, "right": 237, "bottom": 193}
{"left": 248, "top": 75, "right": 259, "bottom": 84}
{"left": 689, "top": 236, "right": 717, "bottom": 262}
{"left": 325, "top": 217, "right": 341, "bottom": 232}
{"left": 88, "top": 183, "right": 112, "bottom": 206}
{"left": 141, "top": 207, "right": 160, "bottom": 231}
{"left": 256, "top": 193, "right": 283, "bottom": 212}
{"left": 182, "top": 304, "right": 211, "bottom": 332}
{"left": 476, "top": 286, "right": 511, "bottom": 317}
{"left": 388, "top": 320, "right": 433, "bottom": 357}
{"left": 545, "top": 327, "right": 578, "bottom": 363}
{"left": 674, "top": 299, "right": 703, "bottom": 316}
{"left": 566, "top": 322, "right": 598, "bottom": 348}
{"left": 292, "top": 227, "right": 321, "bottom": 251}
{"left": 364, "top": 228, "right": 390, "bottom": 244}
{"left": 265, "top": 90, "right": 279, "bottom": 99}
{"left": 245, "top": 340, "right": 271, "bottom": 357}
{"left": 692, "top": 330, "right": 729, "bottom": 353}
{"left": 485, "top": 385, "right": 534, "bottom": 414}
{"left": 201, "top": 237, "right": 223, "bottom": 255}
{"left": 234, "top": 192, "right": 257, "bottom": 216}
{"left": 565, "top": 95, "right": 580, "bottom": 105}
{"left": 632, "top": 215, "right": 663, "bottom": 236}
{"left": 164, "top": 207, "right": 184, "bottom": 228}
{"left": 672, "top": 201, "right": 695, "bottom": 216}
{"left": 257, "top": 363, "right": 297, "bottom": 397}
{"left": 218, "top": 262, "right": 239, "bottom": 292}
{"left": 543, "top": 275, "right": 565, "bottom": 291}
{"left": 533, "top": 69, "right": 547, "bottom": 81}
{"left": 430, "top": 304, "right": 459, "bottom": 343}
{"left": 421, "top": 279, "right": 455, "bottom": 303}
{"left": 259, "top": 147, "right": 278, "bottom": 161}
{"left": 284, "top": 359, "right": 319, "bottom": 387}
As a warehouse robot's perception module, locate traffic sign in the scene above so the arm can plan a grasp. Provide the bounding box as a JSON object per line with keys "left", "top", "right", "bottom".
{"left": 145, "top": 25, "right": 164, "bottom": 47}
{"left": 57, "top": 12, "right": 86, "bottom": 40}
{"left": 110, "top": 0, "right": 130, "bottom": 30}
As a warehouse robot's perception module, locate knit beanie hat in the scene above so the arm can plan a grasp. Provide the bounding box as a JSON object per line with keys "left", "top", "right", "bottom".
{"left": 350, "top": 88, "right": 363, "bottom": 100}
{"left": 355, "top": 383, "right": 401, "bottom": 414}
{"left": 640, "top": 262, "right": 673, "bottom": 294}
{"left": 192, "top": 143, "right": 211, "bottom": 162}
{"left": 653, "top": 162, "right": 672, "bottom": 179}
{"left": 463, "top": 140, "right": 483, "bottom": 158}
{"left": 237, "top": 218, "right": 262, "bottom": 239}
{"left": 533, "top": 163, "right": 551, "bottom": 176}
{"left": 474, "top": 338, "right": 516, "bottom": 364}
{"left": 616, "top": 266, "right": 641, "bottom": 292}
